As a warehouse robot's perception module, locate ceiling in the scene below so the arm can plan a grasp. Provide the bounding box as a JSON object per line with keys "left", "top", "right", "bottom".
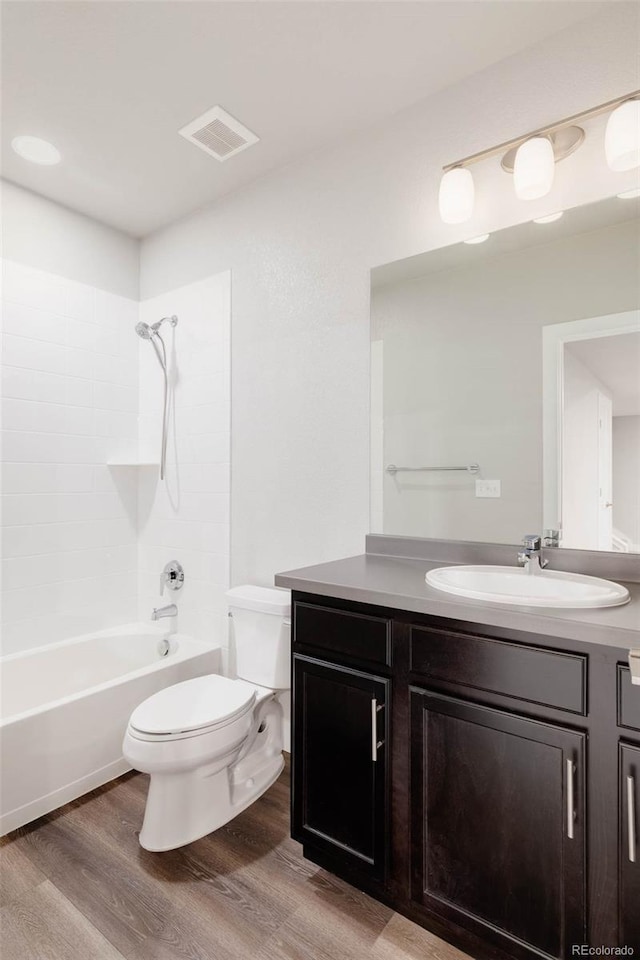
{"left": 1, "top": 1, "right": 608, "bottom": 238}
{"left": 568, "top": 332, "right": 640, "bottom": 416}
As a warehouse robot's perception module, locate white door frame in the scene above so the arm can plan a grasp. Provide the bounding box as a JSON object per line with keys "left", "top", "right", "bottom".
{"left": 542, "top": 309, "right": 640, "bottom": 540}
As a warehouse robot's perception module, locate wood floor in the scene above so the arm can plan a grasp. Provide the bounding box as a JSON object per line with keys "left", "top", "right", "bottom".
{"left": 0, "top": 762, "right": 470, "bottom": 960}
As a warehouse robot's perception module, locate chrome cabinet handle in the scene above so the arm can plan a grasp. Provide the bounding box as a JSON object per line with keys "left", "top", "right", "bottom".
{"left": 566, "top": 759, "right": 576, "bottom": 840}
{"left": 371, "top": 698, "right": 384, "bottom": 762}
{"left": 628, "top": 774, "right": 637, "bottom": 864}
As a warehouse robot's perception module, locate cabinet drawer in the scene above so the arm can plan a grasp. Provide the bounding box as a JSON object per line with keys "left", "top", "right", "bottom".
{"left": 410, "top": 625, "right": 586, "bottom": 715}
{"left": 618, "top": 665, "right": 640, "bottom": 732}
{"left": 293, "top": 601, "right": 391, "bottom": 667}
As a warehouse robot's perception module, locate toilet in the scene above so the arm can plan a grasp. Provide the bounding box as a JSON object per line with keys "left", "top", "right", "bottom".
{"left": 122, "top": 585, "right": 291, "bottom": 852}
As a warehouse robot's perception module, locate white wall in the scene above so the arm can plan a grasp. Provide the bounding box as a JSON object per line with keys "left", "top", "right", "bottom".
{"left": 139, "top": 5, "right": 640, "bottom": 585}
{"left": 2, "top": 182, "right": 139, "bottom": 300}
{"left": 137, "top": 274, "right": 231, "bottom": 655}
{"left": 613, "top": 415, "right": 640, "bottom": 550}
{"left": 371, "top": 219, "right": 638, "bottom": 543}
{"left": 1, "top": 259, "right": 139, "bottom": 653}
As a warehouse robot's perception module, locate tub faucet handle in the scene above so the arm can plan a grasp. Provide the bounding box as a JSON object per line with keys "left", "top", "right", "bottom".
{"left": 160, "top": 560, "right": 184, "bottom": 595}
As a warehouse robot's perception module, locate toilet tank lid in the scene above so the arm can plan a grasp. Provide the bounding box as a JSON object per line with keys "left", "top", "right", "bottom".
{"left": 226, "top": 585, "right": 291, "bottom": 617}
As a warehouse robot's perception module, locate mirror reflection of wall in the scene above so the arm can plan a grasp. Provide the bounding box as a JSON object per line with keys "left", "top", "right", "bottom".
{"left": 562, "top": 332, "right": 640, "bottom": 552}
{"left": 370, "top": 196, "right": 640, "bottom": 552}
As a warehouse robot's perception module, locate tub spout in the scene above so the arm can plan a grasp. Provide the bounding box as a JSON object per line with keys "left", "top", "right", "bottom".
{"left": 151, "top": 604, "right": 177, "bottom": 621}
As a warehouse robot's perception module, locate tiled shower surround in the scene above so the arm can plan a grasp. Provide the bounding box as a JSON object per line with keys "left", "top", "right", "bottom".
{"left": 1, "top": 260, "right": 230, "bottom": 656}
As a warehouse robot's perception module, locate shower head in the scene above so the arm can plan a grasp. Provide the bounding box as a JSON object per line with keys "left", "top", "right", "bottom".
{"left": 135, "top": 321, "right": 154, "bottom": 340}
{"left": 135, "top": 318, "right": 169, "bottom": 376}
{"left": 134, "top": 316, "right": 178, "bottom": 340}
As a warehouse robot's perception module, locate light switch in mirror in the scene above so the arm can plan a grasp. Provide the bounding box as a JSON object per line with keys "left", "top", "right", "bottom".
{"left": 370, "top": 195, "right": 640, "bottom": 555}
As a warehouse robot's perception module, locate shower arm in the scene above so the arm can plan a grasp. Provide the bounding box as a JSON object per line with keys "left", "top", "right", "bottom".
{"left": 152, "top": 315, "right": 178, "bottom": 333}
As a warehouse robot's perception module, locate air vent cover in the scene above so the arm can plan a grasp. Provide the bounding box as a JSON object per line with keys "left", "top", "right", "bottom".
{"left": 179, "top": 106, "right": 259, "bottom": 162}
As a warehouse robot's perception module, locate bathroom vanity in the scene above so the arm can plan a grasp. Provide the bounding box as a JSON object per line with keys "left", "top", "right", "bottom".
{"left": 276, "top": 542, "right": 640, "bottom": 960}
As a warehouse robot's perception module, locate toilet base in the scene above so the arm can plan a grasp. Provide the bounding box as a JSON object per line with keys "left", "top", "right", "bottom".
{"left": 138, "top": 701, "right": 285, "bottom": 852}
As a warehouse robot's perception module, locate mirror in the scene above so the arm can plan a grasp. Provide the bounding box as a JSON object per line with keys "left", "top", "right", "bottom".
{"left": 370, "top": 195, "right": 640, "bottom": 552}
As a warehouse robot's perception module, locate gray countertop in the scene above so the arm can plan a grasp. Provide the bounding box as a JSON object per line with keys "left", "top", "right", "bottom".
{"left": 275, "top": 553, "right": 640, "bottom": 651}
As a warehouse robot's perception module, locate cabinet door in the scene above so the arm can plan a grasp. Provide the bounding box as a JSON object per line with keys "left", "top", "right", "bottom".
{"left": 292, "top": 654, "right": 389, "bottom": 879}
{"left": 411, "top": 690, "right": 586, "bottom": 960}
{"left": 620, "top": 743, "right": 640, "bottom": 950}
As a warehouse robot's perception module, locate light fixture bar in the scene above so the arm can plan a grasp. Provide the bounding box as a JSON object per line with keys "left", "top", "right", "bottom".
{"left": 442, "top": 89, "right": 640, "bottom": 172}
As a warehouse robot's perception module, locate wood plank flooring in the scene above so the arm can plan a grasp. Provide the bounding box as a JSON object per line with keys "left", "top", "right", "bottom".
{"left": 0, "top": 762, "right": 471, "bottom": 960}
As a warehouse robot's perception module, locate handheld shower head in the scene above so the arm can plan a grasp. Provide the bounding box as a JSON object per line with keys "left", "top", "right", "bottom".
{"left": 134, "top": 315, "right": 177, "bottom": 481}
{"left": 135, "top": 321, "right": 153, "bottom": 340}
{"left": 135, "top": 316, "right": 178, "bottom": 340}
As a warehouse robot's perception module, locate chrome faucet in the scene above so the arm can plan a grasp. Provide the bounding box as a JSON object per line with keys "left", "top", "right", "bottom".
{"left": 517, "top": 535, "right": 549, "bottom": 575}
{"left": 151, "top": 603, "right": 177, "bottom": 621}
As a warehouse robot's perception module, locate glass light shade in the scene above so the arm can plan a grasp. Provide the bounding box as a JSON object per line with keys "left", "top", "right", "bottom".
{"left": 439, "top": 167, "right": 474, "bottom": 224}
{"left": 605, "top": 100, "right": 640, "bottom": 172}
{"left": 513, "top": 136, "right": 555, "bottom": 200}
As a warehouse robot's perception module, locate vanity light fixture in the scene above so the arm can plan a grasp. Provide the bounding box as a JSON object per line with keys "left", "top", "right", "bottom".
{"left": 463, "top": 234, "right": 490, "bottom": 244}
{"left": 513, "top": 136, "right": 555, "bottom": 200}
{"left": 605, "top": 99, "right": 640, "bottom": 171}
{"left": 438, "top": 166, "right": 474, "bottom": 224}
{"left": 438, "top": 90, "right": 640, "bottom": 223}
{"left": 11, "top": 135, "right": 61, "bottom": 165}
{"left": 533, "top": 211, "right": 564, "bottom": 223}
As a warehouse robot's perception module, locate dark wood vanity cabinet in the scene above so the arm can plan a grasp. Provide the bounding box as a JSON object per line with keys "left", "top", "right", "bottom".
{"left": 410, "top": 690, "right": 586, "bottom": 959}
{"left": 291, "top": 655, "right": 389, "bottom": 879}
{"left": 619, "top": 743, "right": 640, "bottom": 949}
{"left": 291, "top": 592, "right": 640, "bottom": 960}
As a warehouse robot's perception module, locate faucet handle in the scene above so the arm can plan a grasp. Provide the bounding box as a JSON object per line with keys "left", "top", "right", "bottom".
{"left": 522, "top": 534, "right": 541, "bottom": 550}
{"left": 160, "top": 560, "right": 185, "bottom": 596}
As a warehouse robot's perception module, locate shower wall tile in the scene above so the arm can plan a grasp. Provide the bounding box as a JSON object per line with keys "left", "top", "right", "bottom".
{"left": 136, "top": 272, "right": 231, "bottom": 655}
{"left": 1, "top": 261, "right": 230, "bottom": 659}
{"left": 1, "top": 259, "right": 139, "bottom": 654}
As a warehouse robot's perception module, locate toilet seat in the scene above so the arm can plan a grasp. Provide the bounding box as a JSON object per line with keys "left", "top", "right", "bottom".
{"left": 128, "top": 675, "right": 257, "bottom": 742}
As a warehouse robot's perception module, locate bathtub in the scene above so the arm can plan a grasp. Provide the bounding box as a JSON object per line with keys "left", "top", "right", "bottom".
{"left": 0, "top": 623, "right": 220, "bottom": 835}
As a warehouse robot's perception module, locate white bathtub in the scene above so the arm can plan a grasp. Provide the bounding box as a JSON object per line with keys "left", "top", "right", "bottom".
{"left": 0, "top": 623, "right": 220, "bottom": 835}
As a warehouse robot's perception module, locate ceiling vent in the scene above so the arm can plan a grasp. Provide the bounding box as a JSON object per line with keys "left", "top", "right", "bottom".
{"left": 179, "top": 106, "right": 259, "bottom": 162}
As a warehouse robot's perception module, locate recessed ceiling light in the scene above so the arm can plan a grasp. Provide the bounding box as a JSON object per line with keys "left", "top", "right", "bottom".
{"left": 617, "top": 187, "right": 640, "bottom": 199}
{"left": 11, "top": 135, "right": 61, "bottom": 165}
{"left": 533, "top": 211, "right": 564, "bottom": 224}
{"left": 463, "top": 234, "right": 490, "bottom": 245}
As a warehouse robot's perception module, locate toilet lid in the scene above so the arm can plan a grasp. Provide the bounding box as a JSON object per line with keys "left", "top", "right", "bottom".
{"left": 129, "top": 675, "right": 256, "bottom": 736}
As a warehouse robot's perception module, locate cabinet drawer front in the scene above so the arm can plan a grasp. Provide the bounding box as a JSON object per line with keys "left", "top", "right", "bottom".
{"left": 294, "top": 601, "right": 391, "bottom": 666}
{"left": 410, "top": 625, "right": 586, "bottom": 714}
{"left": 618, "top": 665, "right": 640, "bottom": 732}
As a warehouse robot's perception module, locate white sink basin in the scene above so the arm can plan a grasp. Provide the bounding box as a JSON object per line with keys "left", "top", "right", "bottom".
{"left": 425, "top": 565, "right": 630, "bottom": 608}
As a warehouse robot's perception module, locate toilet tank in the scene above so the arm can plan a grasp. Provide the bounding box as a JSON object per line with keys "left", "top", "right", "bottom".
{"left": 226, "top": 586, "right": 291, "bottom": 689}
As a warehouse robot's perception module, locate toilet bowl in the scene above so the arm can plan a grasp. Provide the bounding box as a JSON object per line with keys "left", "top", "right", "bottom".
{"left": 123, "top": 585, "right": 290, "bottom": 851}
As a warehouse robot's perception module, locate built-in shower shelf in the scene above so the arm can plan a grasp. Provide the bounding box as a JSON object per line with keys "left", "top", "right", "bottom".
{"left": 107, "top": 460, "right": 160, "bottom": 467}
